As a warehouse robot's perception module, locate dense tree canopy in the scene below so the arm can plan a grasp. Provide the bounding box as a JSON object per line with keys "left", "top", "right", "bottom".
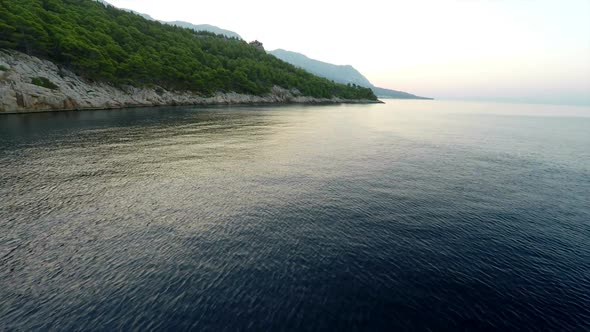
{"left": 0, "top": 0, "right": 377, "bottom": 100}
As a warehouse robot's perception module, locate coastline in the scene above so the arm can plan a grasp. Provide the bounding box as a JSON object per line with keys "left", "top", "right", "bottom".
{"left": 0, "top": 97, "right": 384, "bottom": 115}
{"left": 0, "top": 50, "right": 381, "bottom": 115}
{"left": 0, "top": 99, "right": 383, "bottom": 115}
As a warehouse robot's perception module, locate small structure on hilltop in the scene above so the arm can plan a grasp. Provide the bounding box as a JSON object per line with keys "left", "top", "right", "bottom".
{"left": 249, "top": 40, "right": 264, "bottom": 51}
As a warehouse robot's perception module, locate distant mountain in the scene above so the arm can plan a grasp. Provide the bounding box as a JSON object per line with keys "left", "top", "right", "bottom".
{"left": 125, "top": 10, "right": 155, "bottom": 21}
{"left": 167, "top": 22, "right": 242, "bottom": 40}
{"left": 269, "top": 49, "right": 431, "bottom": 100}
{"left": 269, "top": 49, "right": 373, "bottom": 87}
{"left": 94, "top": 0, "right": 241, "bottom": 39}
{"left": 93, "top": 0, "right": 155, "bottom": 20}
{"left": 371, "top": 87, "right": 430, "bottom": 99}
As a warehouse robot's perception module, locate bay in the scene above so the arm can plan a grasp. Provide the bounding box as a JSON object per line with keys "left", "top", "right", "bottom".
{"left": 1, "top": 100, "right": 589, "bottom": 331}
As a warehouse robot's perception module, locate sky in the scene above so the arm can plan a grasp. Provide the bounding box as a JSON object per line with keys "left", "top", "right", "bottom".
{"left": 106, "top": 0, "right": 590, "bottom": 105}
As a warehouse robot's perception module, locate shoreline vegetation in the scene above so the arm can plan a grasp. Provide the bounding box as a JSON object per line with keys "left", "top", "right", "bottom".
{"left": 0, "top": 0, "right": 380, "bottom": 114}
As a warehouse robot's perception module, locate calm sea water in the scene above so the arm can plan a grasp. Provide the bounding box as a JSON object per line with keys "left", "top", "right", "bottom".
{"left": 1, "top": 100, "right": 589, "bottom": 331}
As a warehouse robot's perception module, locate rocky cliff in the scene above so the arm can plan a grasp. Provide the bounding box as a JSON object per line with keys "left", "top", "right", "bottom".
{"left": 0, "top": 50, "right": 379, "bottom": 114}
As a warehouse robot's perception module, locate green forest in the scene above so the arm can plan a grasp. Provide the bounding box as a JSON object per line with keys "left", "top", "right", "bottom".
{"left": 0, "top": 0, "right": 377, "bottom": 100}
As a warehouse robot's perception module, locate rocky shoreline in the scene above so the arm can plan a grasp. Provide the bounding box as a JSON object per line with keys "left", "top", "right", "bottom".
{"left": 0, "top": 50, "right": 381, "bottom": 114}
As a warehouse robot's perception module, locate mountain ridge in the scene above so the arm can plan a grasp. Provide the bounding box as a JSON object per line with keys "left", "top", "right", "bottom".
{"left": 269, "top": 49, "right": 432, "bottom": 100}
{"left": 0, "top": 0, "right": 378, "bottom": 113}
{"left": 166, "top": 22, "right": 242, "bottom": 40}
{"left": 94, "top": 0, "right": 242, "bottom": 39}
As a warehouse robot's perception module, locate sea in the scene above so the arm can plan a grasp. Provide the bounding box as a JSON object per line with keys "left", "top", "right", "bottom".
{"left": 1, "top": 100, "right": 589, "bottom": 331}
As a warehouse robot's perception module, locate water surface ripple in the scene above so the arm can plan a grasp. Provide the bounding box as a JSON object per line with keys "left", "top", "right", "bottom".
{"left": 1, "top": 101, "right": 589, "bottom": 331}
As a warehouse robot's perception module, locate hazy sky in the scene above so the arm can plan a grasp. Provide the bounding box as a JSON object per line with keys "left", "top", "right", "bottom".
{"left": 107, "top": 0, "right": 590, "bottom": 105}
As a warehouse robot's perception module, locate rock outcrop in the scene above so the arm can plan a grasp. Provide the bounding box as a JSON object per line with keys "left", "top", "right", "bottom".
{"left": 249, "top": 40, "right": 265, "bottom": 52}
{"left": 0, "top": 50, "right": 379, "bottom": 114}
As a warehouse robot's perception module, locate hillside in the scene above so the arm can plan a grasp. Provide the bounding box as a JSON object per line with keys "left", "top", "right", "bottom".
{"left": 269, "top": 49, "right": 431, "bottom": 99}
{"left": 0, "top": 0, "right": 376, "bottom": 101}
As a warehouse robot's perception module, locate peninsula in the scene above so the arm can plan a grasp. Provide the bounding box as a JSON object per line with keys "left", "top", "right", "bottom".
{"left": 0, "top": 0, "right": 379, "bottom": 113}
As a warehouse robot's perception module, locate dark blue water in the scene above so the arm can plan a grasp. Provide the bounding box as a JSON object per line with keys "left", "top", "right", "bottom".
{"left": 1, "top": 100, "right": 589, "bottom": 331}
